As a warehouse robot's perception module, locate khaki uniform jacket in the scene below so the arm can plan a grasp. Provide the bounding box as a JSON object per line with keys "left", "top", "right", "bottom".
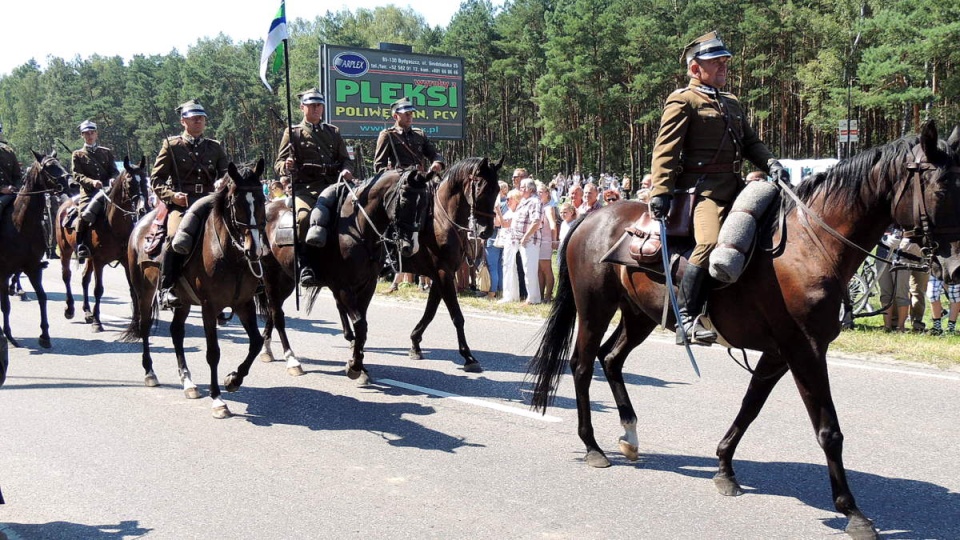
{"left": 274, "top": 121, "right": 354, "bottom": 196}
{"left": 373, "top": 126, "right": 442, "bottom": 173}
{"left": 72, "top": 145, "right": 119, "bottom": 205}
{"left": 0, "top": 142, "right": 21, "bottom": 189}
{"left": 151, "top": 135, "right": 228, "bottom": 209}
{"left": 650, "top": 79, "right": 775, "bottom": 203}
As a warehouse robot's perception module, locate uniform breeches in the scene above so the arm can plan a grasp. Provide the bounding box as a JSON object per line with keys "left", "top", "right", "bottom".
{"left": 689, "top": 196, "right": 729, "bottom": 269}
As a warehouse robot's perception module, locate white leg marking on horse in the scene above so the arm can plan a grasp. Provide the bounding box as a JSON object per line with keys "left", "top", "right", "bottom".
{"left": 621, "top": 420, "right": 639, "bottom": 447}
{"left": 211, "top": 397, "right": 227, "bottom": 409}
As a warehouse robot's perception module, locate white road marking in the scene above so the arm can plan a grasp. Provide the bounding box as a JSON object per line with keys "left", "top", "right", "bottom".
{"left": 378, "top": 378, "right": 562, "bottom": 423}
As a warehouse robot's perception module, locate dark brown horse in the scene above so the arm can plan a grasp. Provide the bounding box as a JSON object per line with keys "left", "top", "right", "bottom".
{"left": 398, "top": 156, "right": 503, "bottom": 372}
{"left": 122, "top": 159, "right": 268, "bottom": 418}
{"left": 258, "top": 168, "right": 428, "bottom": 384}
{"left": 0, "top": 151, "right": 70, "bottom": 349}
{"left": 56, "top": 156, "right": 146, "bottom": 331}
{"left": 527, "top": 121, "right": 960, "bottom": 539}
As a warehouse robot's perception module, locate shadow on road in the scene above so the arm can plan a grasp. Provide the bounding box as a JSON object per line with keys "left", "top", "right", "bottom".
{"left": 0, "top": 520, "right": 151, "bottom": 540}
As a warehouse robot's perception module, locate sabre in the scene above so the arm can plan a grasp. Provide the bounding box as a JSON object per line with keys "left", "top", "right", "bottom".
{"left": 658, "top": 219, "right": 701, "bottom": 378}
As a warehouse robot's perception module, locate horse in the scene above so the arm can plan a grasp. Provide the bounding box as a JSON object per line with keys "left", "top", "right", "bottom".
{"left": 121, "top": 159, "right": 268, "bottom": 418}
{"left": 526, "top": 121, "right": 960, "bottom": 539}
{"left": 258, "top": 168, "right": 429, "bottom": 384}
{"left": 0, "top": 151, "right": 71, "bottom": 349}
{"left": 397, "top": 156, "right": 503, "bottom": 372}
{"left": 56, "top": 156, "right": 146, "bottom": 331}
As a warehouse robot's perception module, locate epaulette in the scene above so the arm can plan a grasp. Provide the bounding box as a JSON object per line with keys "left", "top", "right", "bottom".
{"left": 671, "top": 87, "right": 692, "bottom": 95}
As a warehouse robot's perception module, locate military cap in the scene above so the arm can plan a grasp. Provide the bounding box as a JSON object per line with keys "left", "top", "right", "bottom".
{"left": 681, "top": 30, "right": 732, "bottom": 65}
{"left": 297, "top": 88, "right": 325, "bottom": 105}
{"left": 79, "top": 120, "right": 98, "bottom": 132}
{"left": 177, "top": 99, "right": 207, "bottom": 118}
{"left": 390, "top": 97, "right": 417, "bottom": 115}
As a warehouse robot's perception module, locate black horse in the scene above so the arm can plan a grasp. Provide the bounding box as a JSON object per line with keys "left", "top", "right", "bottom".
{"left": 0, "top": 151, "right": 70, "bottom": 349}
{"left": 259, "top": 169, "right": 429, "bottom": 384}
{"left": 527, "top": 121, "right": 960, "bottom": 538}
{"left": 123, "top": 159, "right": 268, "bottom": 418}
{"left": 398, "top": 156, "right": 503, "bottom": 372}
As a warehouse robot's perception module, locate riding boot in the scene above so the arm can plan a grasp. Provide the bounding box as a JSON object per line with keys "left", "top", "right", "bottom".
{"left": 75, "top": 220, "right": 92, "bottom": 259}
{"left": 298, "top": 251, "right": 318, "bottom": 288}
{"left": 676, "top": 265, "right": 717, "bottom": 346}
{"left": 158, "top": 246, "right": 184, "bottom": 310}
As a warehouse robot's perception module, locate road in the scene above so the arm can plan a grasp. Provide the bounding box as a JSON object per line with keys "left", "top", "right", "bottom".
{"left": 1, "top": 263, "right": 958, "bottom": 539}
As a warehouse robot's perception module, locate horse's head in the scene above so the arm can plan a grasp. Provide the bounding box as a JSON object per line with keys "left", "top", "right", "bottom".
{"left": 466, "top": 156, "right": 504, "bottom": 240}
{"left": 224, "top": 158, "right": 268, "bottom": 260}
{"left": 29, "top": 149, "right": 70, "bottom": 194}
{"left": 117, "top": 156, "right": 149, "bottom": 215}
{"left": 891, "top": 121, "right": 960, "bottom": 259}
{"left": 388, "top": 169, "right": 430, "bottom": 257}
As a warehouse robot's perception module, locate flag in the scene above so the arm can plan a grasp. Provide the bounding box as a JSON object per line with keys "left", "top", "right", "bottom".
{"left": 259, "top": 0, "right": 289, "bottom": 91}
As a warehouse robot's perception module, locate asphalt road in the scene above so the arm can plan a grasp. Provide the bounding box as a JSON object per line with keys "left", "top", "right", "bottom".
{"left": 1, "top": 263, "right": 958, "bottom": 539}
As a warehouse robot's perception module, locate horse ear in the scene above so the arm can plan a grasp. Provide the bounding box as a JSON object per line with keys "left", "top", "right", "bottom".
{"left": 494, "top": 156, "right": 505, "bottom": 170}
{"left": 139, "top": 156, "right": 147, "bottom": 169}
{"left": 51, "top": 149, "right": 57, "bottom": 159}
{"left": 920, "top": 119, "right": 940, "bottom": 159}
{"left": 31, "top": 149, "right": 43, "bottom": 162}
{"left": 228, "top": 162, "right": 240, "bottom": 180}
{"left": 947, "top": 125, "right": 960, "bottom": 154}
{"left": 255, "top": 157, "right": 265, "bottom": 177}
{"left": 123, "top": 156, "right": 131, "bottom": 170}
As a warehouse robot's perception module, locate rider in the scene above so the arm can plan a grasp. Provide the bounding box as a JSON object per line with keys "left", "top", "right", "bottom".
{"left": 647, "top": 30, "right": 789, "bottom": 346}
{"left": 275, "top": 88, "right": 354, "bottom": 287}
{"left": 151, "top": 100, "right": 228, "bottom": 310}
{"left": 0, "top": 122, "right": 22, "bottom": 217}
{"left": 71, "top": 120, "right": 119, "bottom": 259}
{"left": 373, "top": 97, "right": 444, "bottom": 175}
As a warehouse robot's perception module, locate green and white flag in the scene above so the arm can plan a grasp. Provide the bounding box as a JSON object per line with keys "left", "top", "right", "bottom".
{"left": 259, "top": 0, "right": 288, "bottom": 91}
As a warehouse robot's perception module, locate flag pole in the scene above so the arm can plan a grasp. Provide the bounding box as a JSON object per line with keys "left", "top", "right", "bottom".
{"left": 281, "top": 37, "right": 302, "bottom": 312}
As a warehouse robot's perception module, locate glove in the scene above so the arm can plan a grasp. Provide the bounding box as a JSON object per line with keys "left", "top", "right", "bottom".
{"left": 767, "top": 160, "right": 790, "bottom": 185}
{"left": 649, "top": 194, "right": 672, "bottom": 220}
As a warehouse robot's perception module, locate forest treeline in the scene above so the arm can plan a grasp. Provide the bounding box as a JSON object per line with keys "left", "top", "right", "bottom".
{"left": 1, "top": 0, "right": 958, "bottom": 181}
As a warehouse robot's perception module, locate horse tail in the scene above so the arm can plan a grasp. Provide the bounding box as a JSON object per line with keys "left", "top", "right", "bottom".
{"left": 303, "top": 286, "right": 322, "bottom": 315}
{"left": 526, "top": 216, "right": 585, "bottom": 413}
{"left": 254, "top": 288, "right": 269, "bottom": 323}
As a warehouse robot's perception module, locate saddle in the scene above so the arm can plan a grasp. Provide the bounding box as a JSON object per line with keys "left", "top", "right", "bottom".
{"left": 61, "top": 206, "right": 79, "bottom": 231}
{"left": 142, "top": 202, "right": 169, "bottom": 258}
{"left": 601, "top": 187, "right": 696, "bottom": 269}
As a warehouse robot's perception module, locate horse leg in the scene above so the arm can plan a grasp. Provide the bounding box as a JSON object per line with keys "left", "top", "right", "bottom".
{"left": 0, "top": 286, "right": 17, "bottom": 348}
{"left": 342, "top": 297, "right": 370, "bottom": 385}
{"left": 571, "top": 302, "right": 620, "bottom": 468}
{"left": 90, "top": 262, "right": 105, "bottom": 332}
{"left": 198, "top": 304, "right": 228, "bottom": 418}
{"left": 409, "top": 281, "right": 443, "bottom": 361}
{"left": 259, "top": 312, "right": 276, "bottom": 363}
{"left": 224, "top": 299, "right": 264, "bottom": 393}
{"left": 81, "top": 257, "right": 94, "bottom": 323}
{"left": 438, "top": 270, "right": 483, "bottom": 372}
{"left": 23, "top": 269, "right": 51, "bottom": 349}
{"left": 789, "top": 354, "right": 878, "bottom": 539}
{"left": 597, "top": 309, "right": 657, "bottom": 462}
{"left": 336, "top": 297, "right": 354, "bottom": 342}
{"left": 61, "top": 251, "right": 74, "bottom": 320}
{"left": 170, "top": 306, "right": 200, "bottom": 400}
{"left": 713, "top": 352, "right": 789, "bottom": 496}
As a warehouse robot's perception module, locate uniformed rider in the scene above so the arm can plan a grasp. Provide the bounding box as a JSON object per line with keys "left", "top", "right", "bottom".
{"left": 71, "top": 120, "right": 119, "bottom": 259}
{"left": 648, "top": 31, "right": 789, "bottom": 346}
{"left": 0, "top": 122, "right": 22, "bottom": 217}
{"left": 151, "top": 100, "right": 228, "bottom": 310}
{"left": 373, "top": 97, "right": 444, "bottom": 174}
{"left": 275, "top": 88, "right": 354, "bottom": 287}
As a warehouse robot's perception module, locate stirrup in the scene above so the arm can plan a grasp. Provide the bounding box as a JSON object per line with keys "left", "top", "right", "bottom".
{"left": 76, "top": 244, "right": 91, "bottom": 258}
{"left": 676, "top": 316, "right": 717, "bottom": 346}
{"left": 299, "top": 268, "right": 318, "bottom": 288}
{"left": 159, "top": 289, "right": 181, "bottom": 310}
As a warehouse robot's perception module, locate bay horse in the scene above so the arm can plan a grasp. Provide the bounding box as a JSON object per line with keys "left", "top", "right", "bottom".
{"left": 56, "top": 156, "right": 146, "bottom": 331}
{"left": 398, "top": 156, "right": 503, "bottom": 372}
{"left": 0, "top": 151, "right": 71, "bottom": 349}
{"left": 258, "top": 168, "right": 428, "bottom": 384}
{"left": 526, "top": 121, "right": 960, "bottom": 539}
{"left": 121, "top": 159, "right": 268, "bottom": 418}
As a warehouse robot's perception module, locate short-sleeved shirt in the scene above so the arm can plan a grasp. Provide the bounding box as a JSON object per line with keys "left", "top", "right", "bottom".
{"left": 512, "top": 196, "right": 542, "bottom": 246}
{"left": 151, "top": 134, "right": 228, "bottom": 208}
{"left": 373, "top": 126, "right": 443, "bottom": 173}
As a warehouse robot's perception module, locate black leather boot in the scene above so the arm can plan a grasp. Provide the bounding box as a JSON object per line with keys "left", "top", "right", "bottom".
{"left": 158, "top": 246, "right": 183, "bottom": 310}
{"left": 676, "top": 265, "right": 717, "bottom": 345}
{"left": 298, "top": 252, "right": 318, "bottom": 288}
{"left": 75, "top": 220, "right": 91, "bottom": 259}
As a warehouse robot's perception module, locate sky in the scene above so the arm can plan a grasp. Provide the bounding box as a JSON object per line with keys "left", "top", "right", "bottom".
{"left": 2, "top": 0, "right": 493, "bottom": 77}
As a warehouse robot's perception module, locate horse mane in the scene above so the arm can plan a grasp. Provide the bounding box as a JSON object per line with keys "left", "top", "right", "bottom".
{"left": 787, "top": 135, "right": 919, "bottom": 214}
{"left": 12, "top": 160, "right": 44, "bottom": 226}
{"left": 444, "top": 157, "right": 485, "bottom": 186}
{"left": 109, "top": 168, "right": 132, "bottom": 203}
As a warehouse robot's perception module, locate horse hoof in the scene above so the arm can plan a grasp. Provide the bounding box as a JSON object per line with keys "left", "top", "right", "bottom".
{"left": 463, "top": 361, "right": 483, "bottom": 373}
{"left": 144, "top": 374, "right": 160, "bottom": 387}
{"left": 584, "top": 450, "right": 611, "bottom": 468}
{"left": 84, "top": 312, "right": 94, "bottom": 324}
{"left": 64, "top": 308, "right": 74, "bottom": 320}
{"left": 184, "top": 387, "right": 201, "bottom": 399}
{"left": 346, "top": 366, "right": 362, "bottom": 380}
{"left": 845, "top": 516, "right": 879, "bottom": 540}
{"left": 91, "top": 323, "right": 103, "bottom": 333}
{"left": 212, "top": 405, "right": 232, "bottom": 419}
{"left": 713, "top": 473, "right": 743, "bottom": 496}
{"left": 618, "top": 439, "right": 640, "bottom": 461}
{"left": 356, "top": 370, "right": 371, "bottom": 386}
{"left": 38, "top": 336, "right": 52, "bottom": 349}
{"left": 287, "top": 365, "right": 304, "bottom": 377}
{"left": 259, "top": 352, "right": 274, "bottom": 363}
{"left": 409, "top": 349, "right": 423, "bottom": 360}
{"left": 224, "top": 372, "right": 241, "bottom": 392}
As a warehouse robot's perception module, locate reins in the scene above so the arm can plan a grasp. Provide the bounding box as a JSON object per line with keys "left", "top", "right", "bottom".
{"left": 213, "top": 182, "right": 266, "bottom": 279}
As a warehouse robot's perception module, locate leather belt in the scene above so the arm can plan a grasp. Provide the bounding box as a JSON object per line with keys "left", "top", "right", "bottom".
{"left": 681, "top": 161, "right": 742, "bottom": 174}
{"left": 186, "top": 183, "right": 211, "bottom": 194}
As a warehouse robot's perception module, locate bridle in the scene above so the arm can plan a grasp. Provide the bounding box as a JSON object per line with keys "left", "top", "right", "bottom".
{"left": 104, "top": 171, "right": 143, "bottom": 218}
{"left": 19, "top": 156, "right": 67, "bottom": 196}
{"left": 216, "top": 181, "right": 267, "bottom": 278}
{"left": 433, "top": 166, "right": 494, "bottom": 241}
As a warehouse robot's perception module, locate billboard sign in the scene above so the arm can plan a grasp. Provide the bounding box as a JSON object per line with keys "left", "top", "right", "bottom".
{"left": 322, "top": 45, "right": 465, "bottom": 140}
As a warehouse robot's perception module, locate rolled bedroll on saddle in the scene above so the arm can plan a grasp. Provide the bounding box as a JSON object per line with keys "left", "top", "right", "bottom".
{"left": 709, "top": 180, "right": 779, "bottom": 283}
